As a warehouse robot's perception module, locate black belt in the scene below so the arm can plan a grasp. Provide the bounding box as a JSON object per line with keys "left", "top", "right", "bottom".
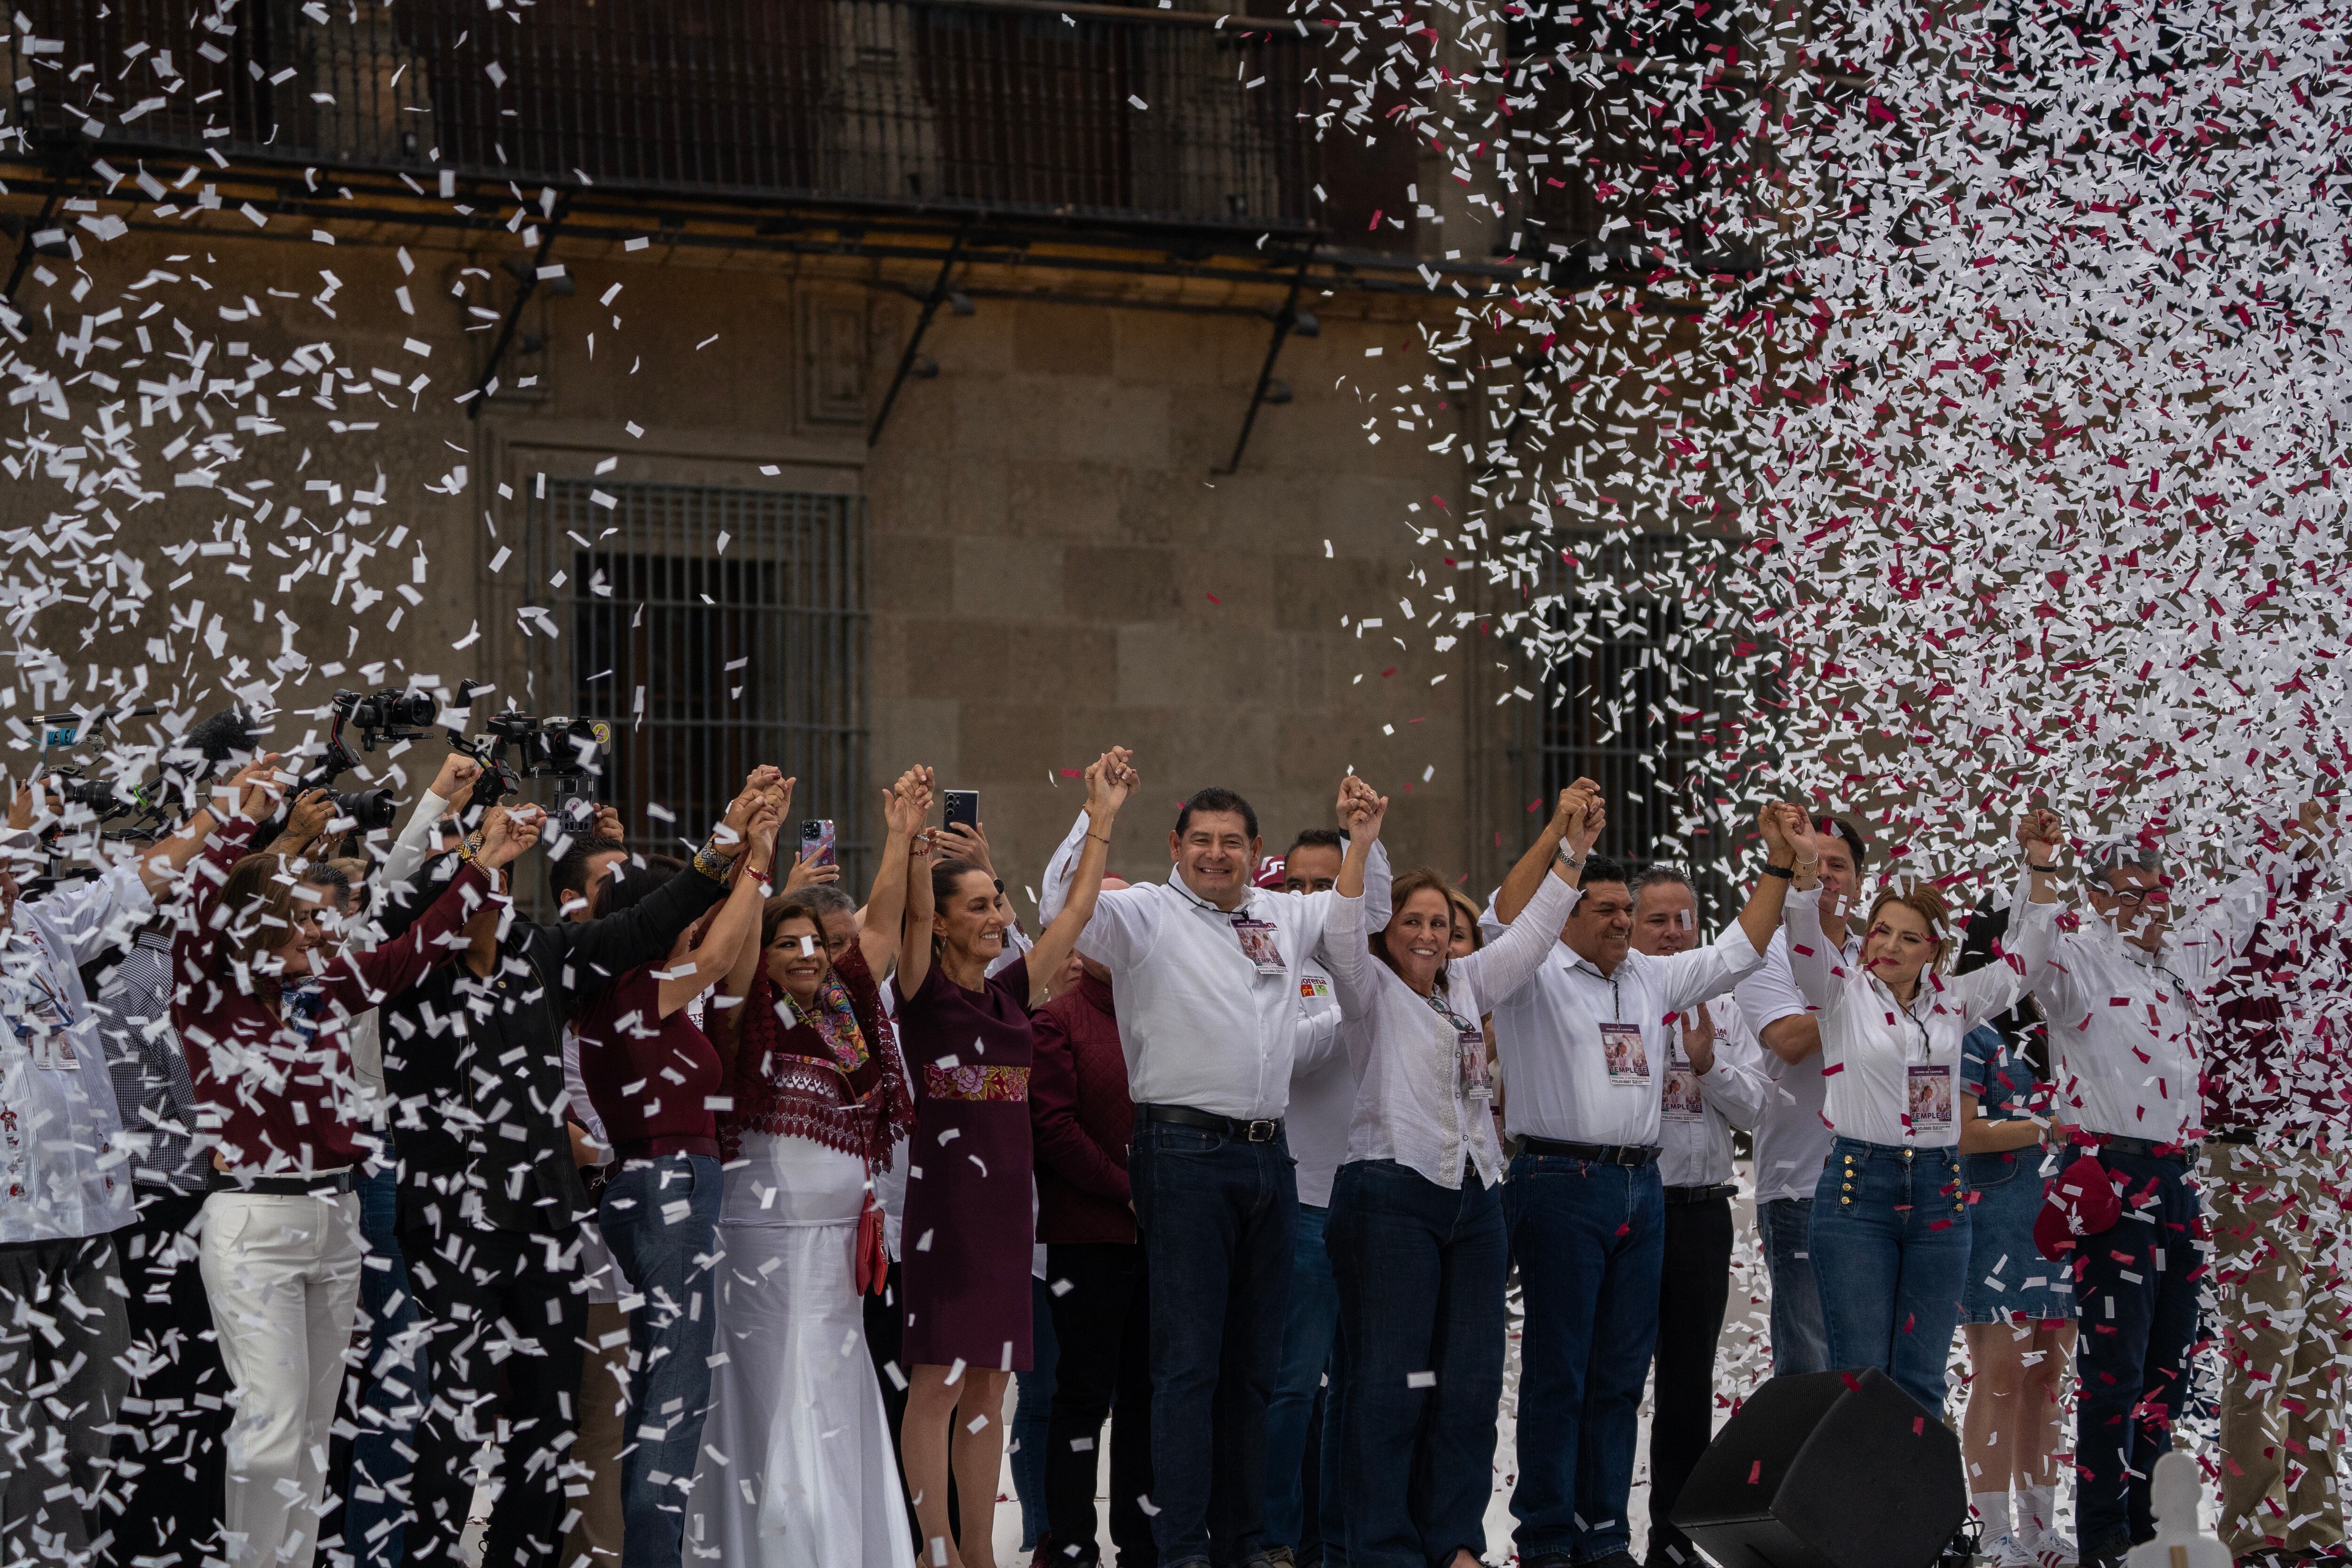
{"left": 2091, "top": 1134, "right": 2197, "bottom": 1164}
{"left": 1520, "top": 1137, "right": 1660, "bottom": 1167}
{"left": 1666, "top": 1182, "right": 1739, "bottom": 1205}
{"left": 1143, "top": 1104, "right": 1285, "bottom": 1144}
{"left": 207, "top": 1169, "right": 356, "bottom": 1197}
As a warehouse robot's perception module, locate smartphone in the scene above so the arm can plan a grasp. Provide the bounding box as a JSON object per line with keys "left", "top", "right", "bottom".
{"left": 799, "top": 818, "right": 836, "bottom": 868}
{"left": 943, "top": 790, "right": 979, "bottom": 833}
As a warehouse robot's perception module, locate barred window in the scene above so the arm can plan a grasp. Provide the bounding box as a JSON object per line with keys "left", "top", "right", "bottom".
{"left": 524, "top": 480, "right": 869, "bottom": 884}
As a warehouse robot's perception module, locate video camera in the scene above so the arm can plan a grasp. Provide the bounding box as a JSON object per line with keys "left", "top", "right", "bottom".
{"left": 449, "top": 680, "right": 610, "bottom": 832}
{"left": 284, "top": 685, "right": 444, "bottom": 834}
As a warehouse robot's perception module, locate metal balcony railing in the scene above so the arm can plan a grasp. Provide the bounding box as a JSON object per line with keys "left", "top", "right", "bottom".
{"left": 9, "top": 0, "right": 1342, "bottom": 235}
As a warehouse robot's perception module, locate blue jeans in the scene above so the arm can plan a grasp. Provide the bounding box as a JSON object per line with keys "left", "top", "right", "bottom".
{"left": 1502, "top": 1152, "right": 1664, "bottom": 1564}
{"left": 1807, "top": 1138, "right": 1971, "bottom": 1417}
{"left": 345, "top": 1165, "right": 424, "bottom": 1568}
{"left": 2075, "top": 1149, "right": 2201, "bottom": 1552}
{"left": 1757, "top": 1195, "right": 1830, "bottom": 1376}
{"left": 599, "top": 1154, "right": 723, "bottom": 1568}
{"left": 1264, "top": 1202, "right": 1340, "bottom": 1552}
{"left": 1327, "top": 1161, "right": 1507, "bottom": 1568}
{"left": 1015, "top": 1274, "right": 1060, "bottom": 1552}
{"left": 1130, "top": 1111, "right": 1298, "bottom": 1568}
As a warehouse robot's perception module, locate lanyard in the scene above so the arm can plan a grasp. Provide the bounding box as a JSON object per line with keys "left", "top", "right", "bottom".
{"left": 1418, "top": 986, "right": 1474, "bottom": 1035}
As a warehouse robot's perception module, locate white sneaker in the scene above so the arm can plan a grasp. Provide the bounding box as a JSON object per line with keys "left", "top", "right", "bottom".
{"left": 1982, "top": 1532, "right": 2035, "bottom": 1568}
{"left": 2024, "top": 1530, "right": 2078, "bottom": 1568}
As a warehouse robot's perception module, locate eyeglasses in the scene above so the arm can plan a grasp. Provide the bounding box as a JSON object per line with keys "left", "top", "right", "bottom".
{"left": 2095, "top": 886, "right": 2168, "bottom": 907}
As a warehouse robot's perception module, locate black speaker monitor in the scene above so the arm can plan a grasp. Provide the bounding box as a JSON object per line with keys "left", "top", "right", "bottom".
{"left": 1669, "top": 1367, "right": 1965, "bottom": 1568}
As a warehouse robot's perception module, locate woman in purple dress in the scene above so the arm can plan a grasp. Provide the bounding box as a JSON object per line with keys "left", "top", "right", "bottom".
{"left": 895, "top": 748, "right": 1135, "bottom": 1568}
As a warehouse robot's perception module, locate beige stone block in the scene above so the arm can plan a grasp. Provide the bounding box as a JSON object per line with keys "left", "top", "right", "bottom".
{"left": 872, "top": 696, "right": 961, "bottom": 784}
{"left": 955, "top": 703, "right": 1067, "bottom": 786}
{"left": 1015, "top": 303, "right": 1116, "bottom": 378}
{"left": 1114, "top": 312, "right": 1228, "bottom": 387}
{"left": 1063, "top": 545, "right": 1184, "bottom": 622}
{"left": 1049, "top": 381, "right": 1172, "bottom": 468}
{"left": 1113, "top": 623, "right": 1304, "bottom": 712}
{"left": 903, "top": 618, "right": 1119, "bottom": 706}
{"left": 872, "top": 534, "right": 955, "bottom": 609}
{"left": 945, "top": 453, "right": 1012, "bottom": 537}
{"left": 953, "top": 536, "right": 1064, "bottom": 620}
{"left": 1006, "top": 460, "right": 1124, "bottom": 540}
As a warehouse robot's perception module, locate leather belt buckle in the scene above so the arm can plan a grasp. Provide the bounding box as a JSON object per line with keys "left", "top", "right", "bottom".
{"left": 1244, "top": 1119, "right": 1279, "bottom": 1144}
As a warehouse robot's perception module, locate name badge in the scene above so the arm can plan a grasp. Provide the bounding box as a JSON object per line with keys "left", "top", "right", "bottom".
{"left": 1300, "top": 977, "right": 1333, "bottom": 1003}
{"left": 1455, "top": 1021, "right": 1492, "bottom": 1102}
{"left": 1600, "top": 1021, "right": 1650, "bottom": 1087}
{"left": 1662, "top": 1044, "right": 1703, "bottom": 1122}
{"left": 1232, "top": 918, "right": 1288, "bottom": 977}
{"left": 1908, "top": 1064, "right": 1954, "bottom": 1130}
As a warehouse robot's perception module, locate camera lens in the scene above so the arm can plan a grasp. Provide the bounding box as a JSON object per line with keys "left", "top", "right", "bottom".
{"left": 391, "top": 692, "right": 437, "bottom": 729}
{"left": 334, "top": 789, "right": 398, "bottom": 832}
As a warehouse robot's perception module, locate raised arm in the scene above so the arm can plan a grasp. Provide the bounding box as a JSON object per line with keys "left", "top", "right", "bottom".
{"left": 332, "top": 805, "right": 539, "bottom": 1011}
{"left": 1495, "top": 777, "right": 1601, "bottom": 924}
{"left": 1729, "top": 800, "right": 1800, "bottom": 960}
{"left": 1454, "top": 782, "right": 1594, "bottom": 1000}
{"left": 862, "top": 767, "right": 930, "bottom": 987}
{"left": 648, "top": 796, "right": 779, "bottom": 1019}
{"left": 379, "top": 751, "right": 480, "bottom": 899}
{"left": 1026, "top": 748, "right": 1135, "bottom": 1007}
{"left": 1322, "top": 783, "right": 1391, "bottom": 1007}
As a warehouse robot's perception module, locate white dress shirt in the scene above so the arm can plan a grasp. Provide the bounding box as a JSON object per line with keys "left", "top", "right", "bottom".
{"left": 1658, "top": 994, "right": 1770, "bottom": 1188}
{"left": 1736, "top": 930, "right": 1853, "bottom": 1203}
{"left": 1325, "top": 872, "right": 1578, "bottom": 1191}
{"left": 1076, "top": 867, "right": 1370, "bottom": 1122}
{"left": 2033, "top": 918, "right": 2208, "bottom": 1144}
{"left": 1287, "top": 957, "right": 1355, "bottom": 1208}
{"left": 1479, "top": 892, "right": 1768, "bottom": 1148}
{"left": 0, "top": 860, "right": 152, "bottom": 1243}
{"left": 1784, "top": 879, "right": 2056, "bottom": 1149}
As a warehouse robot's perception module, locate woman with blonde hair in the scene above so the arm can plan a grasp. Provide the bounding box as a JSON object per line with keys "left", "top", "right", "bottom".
{"left": 1779, "top": 806, "right": 2062, "bottom": 1417}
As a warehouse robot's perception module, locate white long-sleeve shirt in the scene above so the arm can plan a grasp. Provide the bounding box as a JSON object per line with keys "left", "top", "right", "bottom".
{"left": 1735, "top": 930, "right": 1853, "bottom": 1203}
{"left": 1784, "top": 879, "right": 2056, "bottom": 1148}
{"left": 1659, "top": 993, "right": 1770, "bottom": 1188}
{"left": 0, "top": 859, "right": 153, "bottom": 1243}
{"left": 1287, "top": 957, "right": 1354, "bottom": 1208}
{"left": 1078, "top": 870, "right": 1369, "bottom": 1122}
{"left": 1480, "top": 893, "right": 1768, "bottom": 1148}
{"left": 1324, "top": 871, "right": 1578, "bottom": 1191}
{"left": 2032, "top": 918, "right": 2211, "bottom": 1144}
{"left": 1053, "top": 810, "right": 1389, "bottom": 1122}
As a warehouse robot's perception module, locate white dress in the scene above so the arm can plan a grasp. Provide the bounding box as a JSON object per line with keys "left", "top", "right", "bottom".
{"left": 686, "top": 1131, "right": 914, "bottom": 1567}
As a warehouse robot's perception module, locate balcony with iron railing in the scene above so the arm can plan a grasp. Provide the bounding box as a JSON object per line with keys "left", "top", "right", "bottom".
{"left": 7, "top": 0, "right": 1417, "bottom": 243}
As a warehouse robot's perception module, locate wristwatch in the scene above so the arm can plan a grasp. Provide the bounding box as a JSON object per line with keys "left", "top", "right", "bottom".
{"left": 1554, "top": 844, "right": 1585, "bottom": 871}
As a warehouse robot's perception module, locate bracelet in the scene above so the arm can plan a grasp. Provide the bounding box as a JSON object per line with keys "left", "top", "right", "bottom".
{"left": 1087, "top": 832, "right": 1112, "bottom": 846}
{"left": 1794, "top": 858, "right": 1819, "bottom": 874}
{"left": 1554, "top": 844, "right": 1585, "bottom": 870}
{"left": 1761, "top": 862, "right": 1795, "bottom": 880}
{"left": 691, "top": 841, "right": 732, "bottom": 882}
{"left": 455, "top": 834, "right": 481, "bottom": 866}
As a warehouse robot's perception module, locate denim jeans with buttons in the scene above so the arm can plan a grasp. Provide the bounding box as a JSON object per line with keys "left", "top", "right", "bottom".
{"left": 1806, "top": 1136, "right": 1972, "bottom": 1417}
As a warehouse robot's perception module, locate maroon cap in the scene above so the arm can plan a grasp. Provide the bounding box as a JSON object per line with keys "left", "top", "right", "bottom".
{"left": 2033, "top": 1152, "right": 2123, "bottom": 1261}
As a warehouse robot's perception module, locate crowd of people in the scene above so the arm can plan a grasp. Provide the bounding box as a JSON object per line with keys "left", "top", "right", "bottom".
{"left": 0, "top": 735, "right": 2340, "bottom": 1568}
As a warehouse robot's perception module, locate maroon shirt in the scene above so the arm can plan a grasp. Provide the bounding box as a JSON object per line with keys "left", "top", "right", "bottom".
{"left": 577, "top": 964, "right": 723, "bottom": 1159}
{"left": 175, "top": 816, "right": 491, "bottom": 1174}
{"left": 1029, "top": 971, "right": 1136, "bottom": 1245}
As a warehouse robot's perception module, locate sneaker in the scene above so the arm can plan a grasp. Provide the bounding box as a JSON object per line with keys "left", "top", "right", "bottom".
{"left": 2025, "top": 1529, "right": 2078, "bottom": 1568}
{"left": 1982, "top": 1532, "right": 2034, "bottom": 1568}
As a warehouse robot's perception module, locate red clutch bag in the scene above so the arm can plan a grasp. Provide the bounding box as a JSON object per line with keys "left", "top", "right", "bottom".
{"left": 856, "top": 1191, "right": 888, "bottom": 1296}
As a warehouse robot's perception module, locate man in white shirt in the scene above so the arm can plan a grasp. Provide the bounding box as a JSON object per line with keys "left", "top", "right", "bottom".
{"left": 1626, "top": 864, "right": 1768, "bottom": 1568}
{"left": 1479, "top": 793, "right": 1792, "bottom": 1568}
{"left": 1077, "top": 778, "right": 1384, "bottom": 1568}
{"left": 2030, "top": 839, "right": 2216, "bottom": 1568}
{"left": 1732, "top": 813, "right": 1871, "bottom": 1379}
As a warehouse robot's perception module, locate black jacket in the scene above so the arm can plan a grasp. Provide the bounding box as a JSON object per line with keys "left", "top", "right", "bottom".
{"left": 377, "top": 852, "right": 726, "bottom": 1237}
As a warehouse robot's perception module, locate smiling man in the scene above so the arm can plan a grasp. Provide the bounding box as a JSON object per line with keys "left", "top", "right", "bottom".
{"left": 1076, "top": 777, "right": 1387, "bottom": 1568}
{"left": 1479, "top": 788, "right": 1790, "bottom": 1568}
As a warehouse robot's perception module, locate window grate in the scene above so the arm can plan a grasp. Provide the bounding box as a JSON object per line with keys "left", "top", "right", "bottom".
{"left": 523, "top": 480, "right": 869, "bottom": 897}
{"left": 1523, "top": 533, "right": 1751, "bottom": 920}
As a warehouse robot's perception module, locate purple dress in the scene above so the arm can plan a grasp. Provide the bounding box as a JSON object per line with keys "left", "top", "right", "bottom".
{"left": 897, "top": 954, "right": 1036, "bottom": 1371}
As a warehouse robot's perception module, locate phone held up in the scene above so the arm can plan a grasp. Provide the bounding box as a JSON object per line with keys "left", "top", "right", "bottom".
{"left": 943, "top": 790, "right": 979, "bottom": 832}
{"left": 799, "top": 818, "right": 837, "bottom": 868}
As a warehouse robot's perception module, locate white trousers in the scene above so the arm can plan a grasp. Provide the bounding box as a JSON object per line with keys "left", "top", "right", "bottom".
{"left": 199, "top": 1190, "right": 364, "bottom": 1568}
